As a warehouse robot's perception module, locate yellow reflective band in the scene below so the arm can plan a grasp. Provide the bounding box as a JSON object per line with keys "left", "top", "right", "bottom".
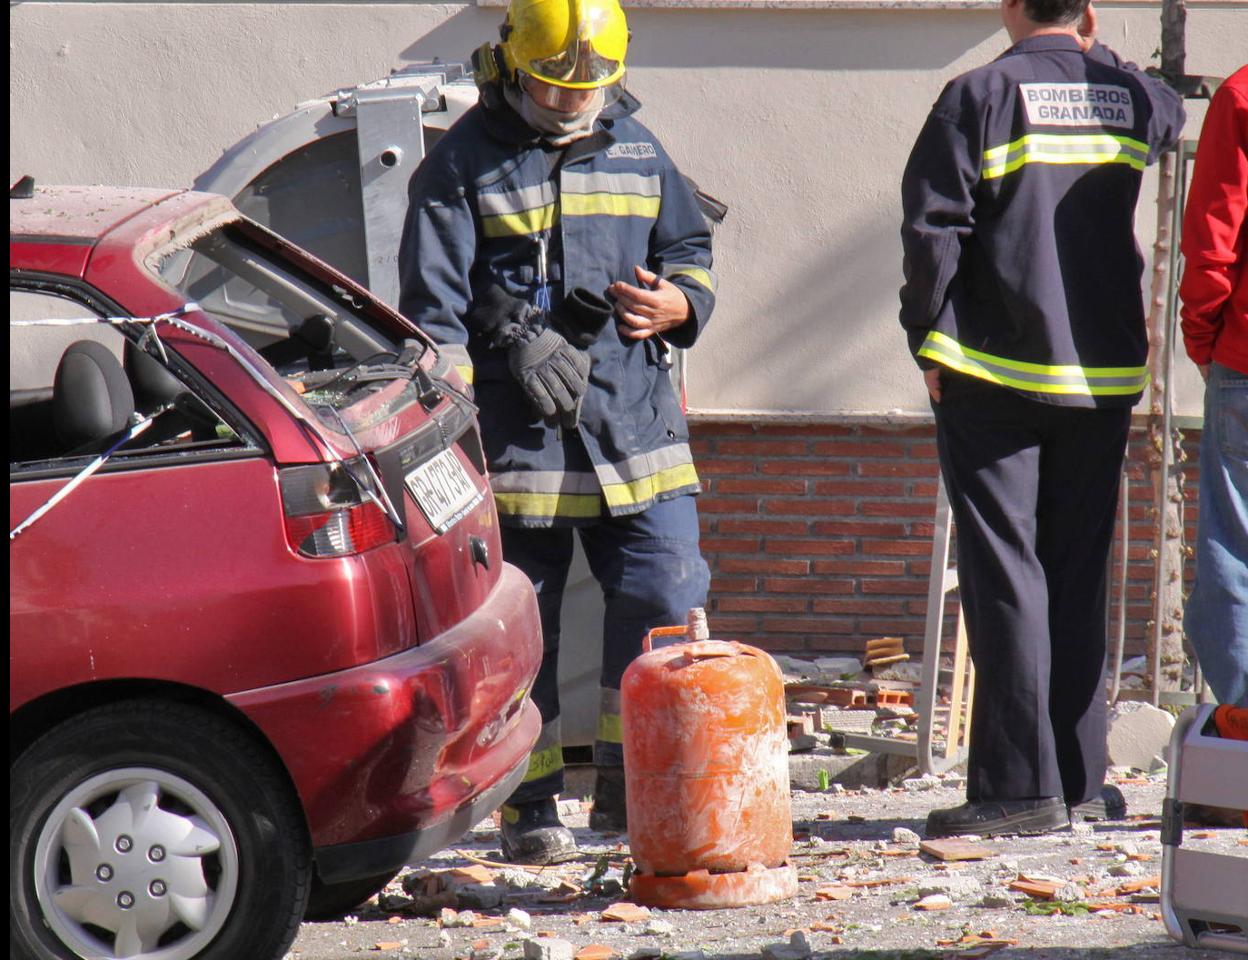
{"left": 982, "top": 133, "right": 1149, "bottom": 180}
{"left": 456, "top": 364, "right": 474, "bottom": 385}
{"left": 597, "top": 713, "right": 623, "bottom": 744}
{"left": 919, "top": 331, "right": 1149, "bottom": 396}
{"left": 562, "top": 193, "right": 662, "bottom": 219}
{"left": 668, "top": 266, "right": 716, "bottom": 292}
{"left": 493, "top": 490, "right": 604, "bottom": 519}
{"left": 482, "top": 204, "right": 559, "bottom": 238}
{"left": 521, "top": 744, "right": 564, "bottom": 782}
{"left": 601, "top": 462, "right": 700, "bottom": 509}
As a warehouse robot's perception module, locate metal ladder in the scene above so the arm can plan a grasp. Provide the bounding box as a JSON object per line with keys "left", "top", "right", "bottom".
{"left": 837, "top": 476, "right": 973, "bottom": 777}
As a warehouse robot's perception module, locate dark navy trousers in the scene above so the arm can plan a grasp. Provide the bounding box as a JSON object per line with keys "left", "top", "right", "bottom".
{"left": 933, "top": 378, "right": 1131, "bottom": 806}
{"left": 501, "top": 494, "right": 710, "bottom": 804}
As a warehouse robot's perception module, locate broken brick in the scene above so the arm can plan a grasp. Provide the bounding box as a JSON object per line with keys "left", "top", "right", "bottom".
{"left": 575, "top": 946, "right": 616, "bottom": 960}
{"left": 1114, "top": 875, "right": 1161, "bottom": 895}
{"left": 814, "top": 885, "right": 854, "bottom": 901}
{"left": 447, "top": 865, "right": 495, "bottom": 886}
{"left": 919, "top": 838, "right": 994, "bottom": 862}
{"left": 1008, "top": 878, "right": 1064, "bottom": 900}
{"left": 872, "top": 688, "right": 914, "bottom": 707}
{"left": 599, "top": 902, "right": 651, "bottom": 923}
{"left": 843, "top": 875, "right": 914, "bottom": 888}
{"left": 787, "top": 714, "right": 815, "bottom": 737}
{"left": 914, "top": 894, "right": 953, "bottom": 911}
{"left": 956, "top": 945, "right": 1011, "bottom": 959}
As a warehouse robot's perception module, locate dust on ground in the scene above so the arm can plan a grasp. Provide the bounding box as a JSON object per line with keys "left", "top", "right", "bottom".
{"left": 288, "top": 776, "right": 1245, "bottom": 959}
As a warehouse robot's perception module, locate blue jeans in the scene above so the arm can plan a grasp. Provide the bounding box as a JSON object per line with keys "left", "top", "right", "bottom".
{"left": 1185, "top": 362, "right": 1248, "bottom": 708}
{"left": 501, "top": 495, "right": 710, "bottom": 802}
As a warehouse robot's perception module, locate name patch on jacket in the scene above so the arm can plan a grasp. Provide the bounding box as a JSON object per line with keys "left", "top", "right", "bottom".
{"left": 606, "top": 142, "right": 658, "bottom": 160}
{"left": 1020, "top": 83, "right": 1135, "bottom": 128}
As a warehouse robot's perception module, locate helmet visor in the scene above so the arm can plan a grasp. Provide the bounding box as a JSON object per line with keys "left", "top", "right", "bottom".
{"left": 521, "top": 72, "right": 618, "bottom": 112}
{"left": 529, "top": 36, "right": 621, "bottom": 87}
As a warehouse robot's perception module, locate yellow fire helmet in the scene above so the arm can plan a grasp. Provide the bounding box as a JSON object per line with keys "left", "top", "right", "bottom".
{"left": 499, "top": 0, "right": 629, "bottom": 91}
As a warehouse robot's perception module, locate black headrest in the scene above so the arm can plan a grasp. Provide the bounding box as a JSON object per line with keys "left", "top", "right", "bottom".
{"left": 53, "top": 340, "right": 134, "bottom": 451}
{"left": 124, "top": 338, "right": 186, "bottom": 412}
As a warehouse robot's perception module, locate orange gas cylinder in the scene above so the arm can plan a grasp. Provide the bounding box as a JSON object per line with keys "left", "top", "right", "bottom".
{"left": 622, "top": 609, "right": 797, "bottom": 909}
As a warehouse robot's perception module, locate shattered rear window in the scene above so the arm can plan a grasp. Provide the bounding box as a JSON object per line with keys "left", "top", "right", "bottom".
{"left": 150, "top": 221, "right": 424, "bottom": 433}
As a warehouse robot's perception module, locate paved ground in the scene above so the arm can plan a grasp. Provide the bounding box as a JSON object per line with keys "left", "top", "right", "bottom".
{"left": 287, "top": 776, "right": 1246, "bottom": 960}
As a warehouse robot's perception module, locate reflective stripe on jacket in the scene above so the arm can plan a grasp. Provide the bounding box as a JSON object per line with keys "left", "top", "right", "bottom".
{"left": 899, "top": 36, "right": 1184, "bottom": 407}
{"left": 399, "top": 91, "right": 715, "bottom": 525}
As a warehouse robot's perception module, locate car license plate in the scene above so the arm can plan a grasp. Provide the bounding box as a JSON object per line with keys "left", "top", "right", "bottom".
{"left": 404, "top": 448, "right": 483, "bottom": 533}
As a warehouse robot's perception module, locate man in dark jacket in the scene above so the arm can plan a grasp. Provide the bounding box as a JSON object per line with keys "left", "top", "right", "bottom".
{"left": 399, "top": 0, "right": 715, "bottom": 863}
{"left": 899, "top": 0, "right": 1183, "bottom": 837}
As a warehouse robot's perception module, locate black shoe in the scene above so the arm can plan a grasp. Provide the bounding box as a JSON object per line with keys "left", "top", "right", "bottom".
{"left": 588, "top": 766, "right": 628, "bottom": 834}
{"left": 500, "top": 798, "right": 578, "bottom": 865}
{"left": 925, "top": 797, "right": 1070, "bottom": 838}
{"left": 1069, "top": 784, "right": 1127, "bottom": 822}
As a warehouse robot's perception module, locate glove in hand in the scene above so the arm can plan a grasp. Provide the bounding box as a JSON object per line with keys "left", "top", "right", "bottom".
{"left": 507, "top": 325, "right": 591, "bottom": 428}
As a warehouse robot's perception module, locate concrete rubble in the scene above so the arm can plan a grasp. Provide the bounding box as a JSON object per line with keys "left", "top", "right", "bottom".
{"left": 776, "top": 654, "right": 1188, "bottom": 790}
{"left": 1106, "top": 701, "right": 1175, "bottom": 772}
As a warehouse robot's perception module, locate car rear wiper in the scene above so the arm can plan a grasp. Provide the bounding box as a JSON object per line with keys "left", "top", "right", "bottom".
{"left": 319, "top": 404, "right": 406, "bottom": 535}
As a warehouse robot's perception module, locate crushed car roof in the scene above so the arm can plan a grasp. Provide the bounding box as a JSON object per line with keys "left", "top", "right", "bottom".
{"left": 10, "top": 185, "right": 189, "bottom": 242}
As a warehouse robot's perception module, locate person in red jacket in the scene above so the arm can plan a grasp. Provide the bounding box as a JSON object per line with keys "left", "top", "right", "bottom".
{"left": 1179, "top": 63, "right": 1248, "bottom": 709}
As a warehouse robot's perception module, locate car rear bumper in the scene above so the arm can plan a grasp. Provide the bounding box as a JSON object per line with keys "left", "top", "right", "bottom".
{"left": 312, "top": 751, "right": 528, "bottom": 882}
{"left": 227, "top": 562, "right": 541, "bottom": 880}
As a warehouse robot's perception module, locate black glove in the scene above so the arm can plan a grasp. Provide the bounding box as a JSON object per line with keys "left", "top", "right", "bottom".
{"left": 468, "top": 285, "right": 534, "bottom": 342}
{"left": 550, "top": 287, "right": 613, "bottom": 348}
{"left": 468, "top": 285, "right": 594, "bottom": 427}
{"left": 507, "top": 324, "right": 591, "bottom": 428}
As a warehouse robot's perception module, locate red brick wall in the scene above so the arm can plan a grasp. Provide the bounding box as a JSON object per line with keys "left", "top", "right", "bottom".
{"left": 689, "top": 416, "right": 1201, "bottom": 662}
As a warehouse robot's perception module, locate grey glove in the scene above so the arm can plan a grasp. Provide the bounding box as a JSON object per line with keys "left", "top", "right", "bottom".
{"left": 507, "top": 324, "right": 591, "bottom": 428}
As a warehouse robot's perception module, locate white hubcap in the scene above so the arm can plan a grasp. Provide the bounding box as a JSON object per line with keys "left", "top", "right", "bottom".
{"left": 33, "top": 767, "right": 239, "bottom": 960}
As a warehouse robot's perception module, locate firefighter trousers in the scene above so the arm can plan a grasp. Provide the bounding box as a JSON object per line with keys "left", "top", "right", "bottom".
{"left": 501, "top": 494, "right": 710, "bottom": 805}
{"left": 933, "top": 380, "right": 1131, "bottom": 806}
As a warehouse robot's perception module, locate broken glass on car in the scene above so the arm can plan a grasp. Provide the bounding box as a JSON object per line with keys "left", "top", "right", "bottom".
{"left": 148, "top": 219, "right": 464, "bottom": 435}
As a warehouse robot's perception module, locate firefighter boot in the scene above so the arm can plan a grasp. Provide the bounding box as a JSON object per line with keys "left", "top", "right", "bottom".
{"left": 499, "top": 798, "right": 578, "bottom": 865}
{"left": 588, "top": 766, "right": 628, "bottom": 834}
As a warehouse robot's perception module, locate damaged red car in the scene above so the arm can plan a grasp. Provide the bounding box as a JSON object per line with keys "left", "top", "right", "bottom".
{"left": 9, "top": 182, "right": 542, "bottom": 960}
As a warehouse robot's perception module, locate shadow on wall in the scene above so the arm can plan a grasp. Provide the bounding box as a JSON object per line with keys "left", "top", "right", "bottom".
{"left": 400, "top": 8, "right": 1001, "bottom": 74}
{"left": 692, "top": 209, "right": 915, "bottom": 412}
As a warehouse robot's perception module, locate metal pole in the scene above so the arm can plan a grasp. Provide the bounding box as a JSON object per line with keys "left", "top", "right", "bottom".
{"left": 1109, "top": 471, "right": 1129, "bottom": 705}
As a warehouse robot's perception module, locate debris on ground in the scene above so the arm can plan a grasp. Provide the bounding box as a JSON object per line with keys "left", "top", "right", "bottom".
{"left": 291, "top": 750, "right": 1238, "bottom": 960}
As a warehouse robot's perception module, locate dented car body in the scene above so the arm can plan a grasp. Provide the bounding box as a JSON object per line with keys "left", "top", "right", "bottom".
{"left": 9, "top": 185, "right": 542, "bottom": 960}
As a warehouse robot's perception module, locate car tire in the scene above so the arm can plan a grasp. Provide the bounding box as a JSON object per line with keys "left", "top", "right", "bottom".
{"left": 304, "top": 868, "right": 399, "bottom": 920}
{"left": 10, "top": 700, "right": 311, "bottom": 960}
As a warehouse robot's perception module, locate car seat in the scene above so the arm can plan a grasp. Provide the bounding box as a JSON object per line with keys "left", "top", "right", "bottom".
{"left": 123, "top": 338, "right": 216, "bottom": 443}
{"left": 52, "top": 340, "right": 136, "bottom": 456}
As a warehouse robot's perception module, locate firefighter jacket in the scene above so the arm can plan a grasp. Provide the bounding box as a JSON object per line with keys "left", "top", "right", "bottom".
{"left": 900, "top": 36, "right": 1185, "bottom": 407}
{"left": 398, "top": 87, "right": 716, "bottom": 526}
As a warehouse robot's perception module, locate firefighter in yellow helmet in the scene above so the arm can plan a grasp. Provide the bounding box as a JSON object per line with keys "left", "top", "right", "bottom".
{"left": 400, "top": 0, "right": 718, "bottom": 864}
{"left": 490, "top": 0, "right": 630, "bottom": 144}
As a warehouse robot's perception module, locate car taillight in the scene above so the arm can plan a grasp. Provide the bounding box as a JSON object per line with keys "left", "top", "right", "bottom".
{"left": 279, "top": 458, "right": 398, "bottom": 558}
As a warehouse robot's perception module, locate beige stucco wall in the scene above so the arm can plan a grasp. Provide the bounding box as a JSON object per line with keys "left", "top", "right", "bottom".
{"left": 10, "top": 2, "right": 1247, "bottom": 416}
